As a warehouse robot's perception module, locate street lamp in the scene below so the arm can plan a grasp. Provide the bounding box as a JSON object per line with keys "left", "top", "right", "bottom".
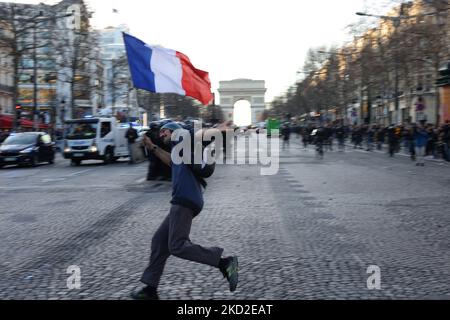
{"left": 356, "top": 11, "right": 439, "bottom": 20}
{"left": 356, "top": 12, "right": 402, "bottom": 27}
{"left": 29, "top": 12, "right": 74, "bottom": 131}
{"left": 355, "top": 11, "right": 438, "bottom": 28}
{"left": 296, "top": 70, "right": 328, "bottom": 78}
{"left": 60, "top": 99, "right": 66, "bottom": 123}
{"left": 317, "top": 50, "right": 354, "bottom": 56}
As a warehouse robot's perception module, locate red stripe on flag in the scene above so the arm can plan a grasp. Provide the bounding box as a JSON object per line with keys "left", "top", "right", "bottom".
{"left": 176, "top": 51, "right": 213, "bottom": 106}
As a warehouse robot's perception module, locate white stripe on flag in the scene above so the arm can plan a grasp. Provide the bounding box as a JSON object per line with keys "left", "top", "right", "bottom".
{"left": 149, "top": 46, "right": 185, "bottom": 95}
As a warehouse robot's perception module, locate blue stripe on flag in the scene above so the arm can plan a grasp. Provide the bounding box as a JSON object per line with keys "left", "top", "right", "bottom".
{"left": 123, "top": 33, "right": 156, "bottom": 92}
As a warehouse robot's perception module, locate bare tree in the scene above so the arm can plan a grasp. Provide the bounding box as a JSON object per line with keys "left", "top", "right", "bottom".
{"left": 49, "top": 5, "right": 93, "bottom": 120}
{"left": 0, "top": 3, "right": 55, "bottom": 127}
{"left": 109, "top": 54, "right": 130, "bottom": 108}
{"left": 271, "top": 0, "right": 450, "bottom": 125}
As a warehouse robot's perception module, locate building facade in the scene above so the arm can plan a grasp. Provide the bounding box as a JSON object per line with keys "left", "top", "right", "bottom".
{"left": 288, "top": 0, "right": 450, "bottom": 126}
{"left": 97, "top": 24, "right": 138, "bottom": 119}
{"left": 355, "top": 0, "right": 449, "bottom": 126}
{"left": 0, "top": 0, "right": 100, "bottom": 127}
{"left": 0, "top": 20, "right": 13, "bottom": 115}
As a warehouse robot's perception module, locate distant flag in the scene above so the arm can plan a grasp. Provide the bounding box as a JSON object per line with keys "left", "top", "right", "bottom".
{"left": 123, "top": 32, "right": 213, "bottom": 106}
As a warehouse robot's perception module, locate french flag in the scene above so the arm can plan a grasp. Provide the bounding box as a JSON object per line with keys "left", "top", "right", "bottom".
{"left": 123, "top": 32, "right": 213, "bottom": 106}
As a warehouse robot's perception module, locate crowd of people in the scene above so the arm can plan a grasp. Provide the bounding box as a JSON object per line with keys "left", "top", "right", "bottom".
{"left": 286, "top": 121, "right": 450, "bottom": 165}
{"left": 4, "top": 117, "right": 450, "bottom": 167}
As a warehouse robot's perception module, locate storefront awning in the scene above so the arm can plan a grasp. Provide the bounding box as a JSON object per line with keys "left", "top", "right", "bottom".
{"left": 0, "top": 114, "right": 49, "bottom": 130}
{"left": 0, "top": 115, "right": 14, "bottom": 129}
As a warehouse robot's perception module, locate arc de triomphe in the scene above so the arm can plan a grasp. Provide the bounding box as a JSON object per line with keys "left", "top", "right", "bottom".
{"left": 218, "top": 79, "right": 267, "bottom": 124}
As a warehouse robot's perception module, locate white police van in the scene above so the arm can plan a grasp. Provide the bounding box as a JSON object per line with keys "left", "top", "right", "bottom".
{"left": 63, "top": 117, "right": 130, "bottom": 166}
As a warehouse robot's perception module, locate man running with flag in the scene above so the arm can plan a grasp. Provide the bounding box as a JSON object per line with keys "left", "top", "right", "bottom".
{"left": 124, "top": 33, "right": 238, "bottom": 300}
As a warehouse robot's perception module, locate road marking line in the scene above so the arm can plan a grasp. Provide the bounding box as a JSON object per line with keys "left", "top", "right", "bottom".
{"left": 0, "top": 172, "right": 27, "bottom": 178}
{"left": 67, "top": 169, "right": 92, "bottom": 177}
{"left": 0, "top": 185, "right": 122, "bottom": 191}
{"left": 42, "top": 178, "right": 66, "bottom": 183}
{"left": 352, "top": 254, "right": 364, "bottom": 265}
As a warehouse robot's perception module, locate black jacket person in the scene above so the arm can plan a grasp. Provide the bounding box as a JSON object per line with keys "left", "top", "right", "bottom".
{"left": 125, "top": 124, "right": 138, "bottom": 164}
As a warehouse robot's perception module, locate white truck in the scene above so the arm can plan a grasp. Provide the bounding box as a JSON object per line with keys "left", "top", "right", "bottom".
{"left": 63, "top": 117, "right": 131, "bottom": 166}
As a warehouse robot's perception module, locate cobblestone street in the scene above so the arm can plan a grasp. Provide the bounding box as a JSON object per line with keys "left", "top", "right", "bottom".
{"left": 0, "top": 138, "right": 449, "bottom": 300}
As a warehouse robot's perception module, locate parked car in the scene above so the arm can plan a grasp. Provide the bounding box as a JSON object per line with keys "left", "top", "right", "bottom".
{"left": 0, "top": 132, "right": 55, "bottom": 168}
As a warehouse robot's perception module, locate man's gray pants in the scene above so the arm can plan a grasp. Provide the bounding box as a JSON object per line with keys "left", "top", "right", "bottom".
{"left": 141, "top": 205, "right": 224, "bottom": 288}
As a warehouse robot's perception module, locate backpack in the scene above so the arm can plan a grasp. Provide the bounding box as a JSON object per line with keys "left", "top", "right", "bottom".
{"left": 188, "top": 129, "right": 216, "bottom": 188}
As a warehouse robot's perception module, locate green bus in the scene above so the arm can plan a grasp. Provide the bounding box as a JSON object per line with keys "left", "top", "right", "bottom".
{"left": 266, "top": 119, "right": 280, "bottom": 137}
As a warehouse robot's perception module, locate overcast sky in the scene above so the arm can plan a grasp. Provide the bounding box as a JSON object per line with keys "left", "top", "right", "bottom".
{"left": 7, "top": 0, "right": 397, "bottom": 103}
